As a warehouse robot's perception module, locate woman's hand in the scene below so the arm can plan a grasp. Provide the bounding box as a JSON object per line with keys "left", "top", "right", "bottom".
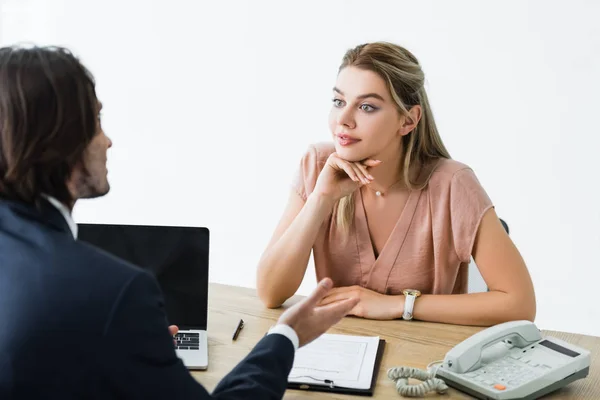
{"left": 313, "top": 153, "right": 382, "bottom": 202}
{"left": 318, "top": 285, "right": 403, "bottom": 320}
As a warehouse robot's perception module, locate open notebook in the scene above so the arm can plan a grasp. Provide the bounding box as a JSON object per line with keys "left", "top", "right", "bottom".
{"left": 287, "top": 334, "right": 386, "bottom": 396}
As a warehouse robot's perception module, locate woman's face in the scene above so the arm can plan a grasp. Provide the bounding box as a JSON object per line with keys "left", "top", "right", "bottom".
{"left": 328, "top": 66, "right": 404, "bottom": 162}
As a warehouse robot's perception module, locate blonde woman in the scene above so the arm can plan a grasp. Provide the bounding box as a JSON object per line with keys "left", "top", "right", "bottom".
{"left": 257, "top": 42, "right": 535, "bottom": 326}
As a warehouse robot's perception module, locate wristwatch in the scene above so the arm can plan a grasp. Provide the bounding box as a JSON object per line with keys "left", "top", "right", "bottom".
{"left": 402, "top": 289, "right": 421, "bottom": 320}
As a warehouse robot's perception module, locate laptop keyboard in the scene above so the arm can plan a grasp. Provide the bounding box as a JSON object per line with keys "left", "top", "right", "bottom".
{"left": 175, "top": 332, "right": 200, "bottom": 350}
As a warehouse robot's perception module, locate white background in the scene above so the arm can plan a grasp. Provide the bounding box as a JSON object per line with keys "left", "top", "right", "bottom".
{"left": 1, "top": 0, "right": 598, "bottom": 336}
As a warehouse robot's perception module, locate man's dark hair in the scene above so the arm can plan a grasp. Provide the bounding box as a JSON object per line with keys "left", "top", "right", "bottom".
{"left": 0, "top": 45, "right": 98, "bottom": 205}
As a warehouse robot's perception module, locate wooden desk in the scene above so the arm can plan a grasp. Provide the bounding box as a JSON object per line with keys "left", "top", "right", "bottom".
{"left": 192, "top": 283, "right": 600, "bottom": 399}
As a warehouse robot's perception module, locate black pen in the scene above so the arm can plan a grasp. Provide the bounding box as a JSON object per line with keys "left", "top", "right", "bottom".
{"left": 232, "top": 319, "right": 244, "bottom": 341}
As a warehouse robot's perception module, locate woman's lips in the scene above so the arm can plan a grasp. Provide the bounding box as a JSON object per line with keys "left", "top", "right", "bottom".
{"left": 336, "top": 134, "right": 361, "bottom": 146}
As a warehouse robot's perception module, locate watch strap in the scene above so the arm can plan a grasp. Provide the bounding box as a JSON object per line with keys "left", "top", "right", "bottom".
{"left": 403, "top": 294, "right": 417, "bottom": 320}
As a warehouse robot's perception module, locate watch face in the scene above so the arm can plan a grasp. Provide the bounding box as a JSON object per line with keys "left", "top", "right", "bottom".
{"left": 403, "top": 289, "right": 421, "bottom": 297}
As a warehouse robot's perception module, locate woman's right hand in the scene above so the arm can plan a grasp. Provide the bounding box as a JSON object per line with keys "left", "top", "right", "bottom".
{"left": 313, "top": 153, "right": 382, "bottom": 202}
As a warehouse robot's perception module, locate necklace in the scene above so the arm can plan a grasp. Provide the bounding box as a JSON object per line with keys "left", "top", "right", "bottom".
{"left": 365, "top": 178, "right": 403, "bottom": 197}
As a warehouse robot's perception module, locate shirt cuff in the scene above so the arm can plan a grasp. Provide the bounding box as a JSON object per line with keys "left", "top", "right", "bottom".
{"left": 267, "top": 324, "right": 299, "bottom": 351}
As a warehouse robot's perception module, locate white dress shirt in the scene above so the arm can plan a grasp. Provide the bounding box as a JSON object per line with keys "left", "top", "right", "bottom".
{"left": 267, "top": 324, "right": 299, "bottom": 351}
{"left": 43, "top": 195, "right": 78, "bottom": 239}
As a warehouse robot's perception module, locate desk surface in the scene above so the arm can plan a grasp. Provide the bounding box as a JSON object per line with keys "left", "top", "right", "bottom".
{"left": 192, "top": 283, "right": 600, "bottom": 399}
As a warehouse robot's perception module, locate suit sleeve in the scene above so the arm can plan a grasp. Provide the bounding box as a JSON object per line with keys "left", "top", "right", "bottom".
{"left": 212, "top": 334, "right": 295, "bottom": 399}
{"left": 103, "top": 270, "right": 295, "bottom": 400}
{"left": 102, "top": 270, "right": 209, "bottom": 399}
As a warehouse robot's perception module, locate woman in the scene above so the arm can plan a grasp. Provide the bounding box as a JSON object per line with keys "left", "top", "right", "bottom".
{"left": 257, "top": 42, "right": 535, "bottom": 326}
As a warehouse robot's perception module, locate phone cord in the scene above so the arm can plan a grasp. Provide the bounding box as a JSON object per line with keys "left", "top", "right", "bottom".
{"left": 387, "top": 361, "right": 448, "bottom": 397}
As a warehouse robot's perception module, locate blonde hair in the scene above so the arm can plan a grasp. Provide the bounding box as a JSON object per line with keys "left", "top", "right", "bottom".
{"left": 336, "top": 42, "right": 451, "bottom": 232}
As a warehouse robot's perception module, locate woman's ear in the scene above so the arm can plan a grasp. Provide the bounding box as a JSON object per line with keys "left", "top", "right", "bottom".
{"left": 398, "top": 105, "right": 422, "bottom": 136}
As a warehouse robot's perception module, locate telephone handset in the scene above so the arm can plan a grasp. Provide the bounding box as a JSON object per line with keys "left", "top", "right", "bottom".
{"left": 443, "top": 320, "right": 542, "bottom": 374}
{"left": 435, "top": 320, "right": 591, "bottom": 400}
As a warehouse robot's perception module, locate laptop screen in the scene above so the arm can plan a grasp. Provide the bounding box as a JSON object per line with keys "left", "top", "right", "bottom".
{"left": 78, "top": 224, "right": 209, "bottom": 330}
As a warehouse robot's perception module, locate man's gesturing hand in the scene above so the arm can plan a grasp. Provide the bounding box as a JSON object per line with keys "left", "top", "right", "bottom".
{"left": 277, "top": 278, "right": 358, "bottom": 348}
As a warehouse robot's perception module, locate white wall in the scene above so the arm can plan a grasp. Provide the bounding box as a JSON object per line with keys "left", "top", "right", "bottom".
{"left": 1, "top": 0, "right": 599, "bottom": 337}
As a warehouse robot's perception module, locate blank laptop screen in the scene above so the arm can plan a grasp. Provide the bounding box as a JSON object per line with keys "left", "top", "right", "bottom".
{"left": 78, "top": 224, "right": 209, "bottom": 330}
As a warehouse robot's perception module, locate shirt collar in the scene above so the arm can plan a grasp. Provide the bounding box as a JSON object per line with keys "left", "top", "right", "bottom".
{"left": 43, "top": 195, "right": 78, "bottom": 239}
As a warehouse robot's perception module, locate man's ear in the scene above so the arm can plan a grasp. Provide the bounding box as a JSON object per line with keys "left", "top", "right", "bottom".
{"left": 65, "top": 162, "right": 82, "bottom": 201}
{"left": 398, "top": 105, "right": 422, "bottom": 136}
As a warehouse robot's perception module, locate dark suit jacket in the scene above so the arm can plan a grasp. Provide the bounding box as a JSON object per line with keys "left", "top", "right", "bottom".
{"left": 0, "top": 198, "right": 295, "bottom": 399}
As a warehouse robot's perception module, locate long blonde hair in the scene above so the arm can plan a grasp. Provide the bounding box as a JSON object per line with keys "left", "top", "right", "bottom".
{"left": 336, "top": 42, "right": 451, "bottom": 232}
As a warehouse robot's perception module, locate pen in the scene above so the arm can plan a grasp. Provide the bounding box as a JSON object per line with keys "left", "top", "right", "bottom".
{"left": 295, "top": 380, "right": 335, "bottom": 390}
{"left": 232, "top": 318, "right": 244, "bottom": 341}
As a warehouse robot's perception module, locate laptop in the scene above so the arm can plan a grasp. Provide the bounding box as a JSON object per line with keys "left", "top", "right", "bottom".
{"left": 78, "top": 223, "right": 210, "bottom": 370}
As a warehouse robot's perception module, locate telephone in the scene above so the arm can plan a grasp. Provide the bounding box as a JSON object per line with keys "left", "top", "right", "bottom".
{"left": 435, "top": 320, "right": 590, "bottom": 400}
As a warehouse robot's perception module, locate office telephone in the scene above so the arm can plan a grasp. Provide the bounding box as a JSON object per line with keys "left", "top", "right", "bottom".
{"left": 434, "top": 320, "right": 590, "bottom": 399}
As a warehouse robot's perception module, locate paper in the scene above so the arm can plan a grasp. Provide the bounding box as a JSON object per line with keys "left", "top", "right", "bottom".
{"left": 288, "top": 333, "right": 381, "bottom": 390}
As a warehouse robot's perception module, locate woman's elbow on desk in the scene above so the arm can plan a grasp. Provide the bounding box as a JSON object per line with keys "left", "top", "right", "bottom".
{"left": 260, "top": 296, "right": 285, "bottom": 309}
{"left": 256, "top": 264, "right": 301, "bottom": 308}
{"left": 481, "top": 290, "right": 537, "bottom": 326}
{"left": 508, "top": 291, "right": 537, "bottom": 323}
{"left": 256, "top": 280, "right": 288, "bottom": 309}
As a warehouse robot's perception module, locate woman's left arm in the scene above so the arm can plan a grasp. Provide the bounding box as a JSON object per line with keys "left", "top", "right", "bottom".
{"left": 410, "top": 207, "right": 536, "bottom": 326}
{"left": 319, "top": 208, "right": 536, "bottom": 326}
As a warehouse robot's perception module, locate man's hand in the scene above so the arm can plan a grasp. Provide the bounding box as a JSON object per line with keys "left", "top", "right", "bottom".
{"left": 318, "top": 285, "right": 403, "bottom": 320}
{"left": 169, "top": 325, "right": 179, "bottom": 346}
{"left": 277, "top": 278, "right": 359, "bottom": 348}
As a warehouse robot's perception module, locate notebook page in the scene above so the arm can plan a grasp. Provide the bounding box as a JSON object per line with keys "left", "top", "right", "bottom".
{"left": 288, "top": 334, "right": 380, "bottom": 389}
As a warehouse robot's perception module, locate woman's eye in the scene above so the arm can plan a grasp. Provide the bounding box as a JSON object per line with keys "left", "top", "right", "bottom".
{"left": 360, "top": 104, "right": 376, "bottom": 112}
{"left": 332, "top": 99, "right": 344, "bottom": 107}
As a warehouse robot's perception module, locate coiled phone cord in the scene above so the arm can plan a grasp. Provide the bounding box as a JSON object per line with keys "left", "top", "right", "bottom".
{"left": 387, "top": 360, "right": 448, "bottom": 397}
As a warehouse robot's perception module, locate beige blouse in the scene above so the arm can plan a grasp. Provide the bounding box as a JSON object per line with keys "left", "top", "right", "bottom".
{"left": 293, "top": 142, "right": 494, "bottom": 295}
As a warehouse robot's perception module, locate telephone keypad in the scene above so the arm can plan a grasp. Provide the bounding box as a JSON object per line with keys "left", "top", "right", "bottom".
{"left": 465, "top": 357, "right": 550, "bottom": 390}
